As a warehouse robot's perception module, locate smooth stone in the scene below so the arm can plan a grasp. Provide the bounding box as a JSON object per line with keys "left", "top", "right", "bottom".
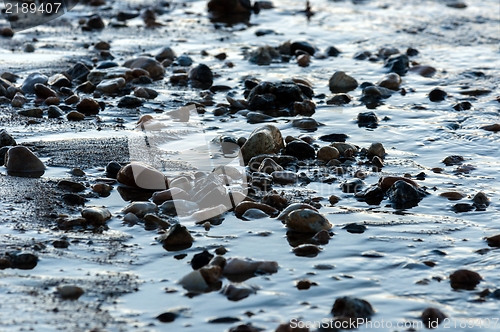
{"left": 191, "top": 250, "right": 214, "bottom": 270}
{"left": 285, "top": 140, "right": 315, "bottom": 160}
{"left": 92, "top": 183, "right": 113, "bottom": 196}
{"left": 472, "top": 192, "right": 490, "bottom": 210}
{"left": 222, "top": 284, "right": 257, "bottom": 301}
{"left": 481, "top": 123, "right": 500, "bottom": 132}
{"left": 87, "top": 67, "right": 133, "bottom": 85}
{"left": 159, "top": 223, "right": 194, "bottom": 250}
{"left": 96, "top": 77, "right": 126, "bottom": 94}
{"left": 134, "top": 87, "right": 158, "bottom": 99}
{"left": 241, "top": 208, "right": 270, "bottom": 220}
{"left": 178, "top": 270, "right": 209, "bottom": 292}
{"left": 326, "top": 45, "right": 341, "bottom": 57}
{"left": 123, "top": 57, "right": 164, "bottom": 79}
{"left": 385, "top": 54, "right": 409, "bottom": 75}
{"left": 285, "top": 209, "right": 332, "bottom": 233}
{"left": 367, "top": 142, "right": 385, "bottom": 159}
{"left": 234, "top": 201, "right": 278, "bottom": 218}
{"left": 5, "top": 146, "right": 45, "bottom": 177}
{"left": 272, "top": 171, "right": 298, "bottom": 184}
{"left": 223, "top": 257, "right": 278, "bottom": 275}
{"left": 34, "top": 83, "right": 56, "bottom": 99}
{"left": 246, "top": 111, "right": 273, "bottom": 124}
{"left": 449, "top": 269, "right": 482, "bottom": 290}
{"left": 387, "top": 180, "right": 426, "bottom": 207}
{"left": 326, "top": 93, "right": 351, "bottom": 105}
{"left": 357, "top": 111, "right": 379, "bottom": 128}
{"left": 155, "top": 46, "right": 177, "bottom": 62}
{"left": 421, "top": 307, "right": 447, "bottom": 329}
{"left": 57, "top": 180, "right": 86, "bottom": 192}
{"left": 152, "top": 188, "right": 190, "bottom": 205}
{"left": 257, "top": 158, "right": 283, "bottom": 174}
{"left": 341, "top": 178, "right": 364, "bottom": 193}
{"left": 57, "top": 285, "right": 84, "bottom": 300}
{"left": 442, "top": 155, "right": 464, "bottom": 166}
{"left": 317, "top": 146, "right": 340, "bottom": 162}
{"left": 379, "top": 176, "right": 419, "bottom": 191}
{"left": 409, "top": 65, "right": 437, "bottom": 77}
{"left": 67, "top": 111, "right": 85, "bottom": 121}
{"left": 63, "top": 193, "right": 85, "bottom": 206}
{"left": 292, "top": 118, "right": 320, "bottom": 130}
{"left": 292, "top": 244, "right": 321, "bottom": 257}
{"left": 329, "top": 71, "right": 358, "bottom": 93}
{"left": 0, "top": 129, "right": 16, "bottom": 147}
{"left": 118, "top": 96, "right": 144, "bottom": 108}
{"left": 290, "top": 41, "right": 316, "bottom": 55}
{"left": 247, "top": 45, "right": 281, "bottom": 65}
{"left": 106, "top": 161, "right": 121, "bottom": 178}
{"left": 18, "top": 108, "right": 43, "bottom": 118}
{"left": 331, "top": 297, "right": 374, "bottom": 321}
{"left": 343, "top": 223, "right": 367, "bottom": 234}
{"left": 452, "top": 203, "right": 474, "bottom": 213}
{"left": 188, "top": 64, "right": 213, "bottom": 89}
{"left": 377, "top": 73, "right": 401, "bottom": 90}
{"left": 429, "top": 88, "right": 447, "bottom": 102}
{"left": 21, "top": 73, "right": 48, "bottom": 94}
{"left": 241, "top": 125, "right": 284, "bottom": 164}
{"left": 11, "top": 93, "right": 27, "bottom": 108}
{"left": 81, "top": 207, "right": 111, "bottom": 225}
{"left": 122, "top": 201, "right": 158, "bottom": 217}
{"left": 330, "top": 142, "right": 359, "bottom": 155}
{"left": 486, "top": 234, "right": 500, "bottom": 247}
{"left": 276, "top": 203, "right": 318, "bottom": 222}
{"left": 76, "top": 98, "right": 100, "bottom": 115}
{"left": 8, "top": 252, "right": 38, "bottom": 270}
{"left": 117, "top": 162, "right": 168, "bottom": 190}
{"left": 439, "top": 192, "right": 465, "bottom": 201}
{"left": 177, "top": 54, "right": 193, "bottom": 66}
{"left": 47, "top": 105, "right": 64, "bottom": 118}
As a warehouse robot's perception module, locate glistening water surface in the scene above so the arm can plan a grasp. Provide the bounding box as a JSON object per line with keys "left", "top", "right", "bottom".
{"left": 1, "top": 0, "right": 499, "bottom": 331}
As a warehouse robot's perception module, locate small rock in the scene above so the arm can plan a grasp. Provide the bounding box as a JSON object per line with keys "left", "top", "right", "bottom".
{"left": 47, "top": 105, "right": 64, "bottom": 118}
{"left": 155, "top": 46, "right": 177, "bottom": 62}
{"left": 326, "top": 94, "right": 351, "bottom": 105}
{"left": 21, "top": 73, "right": 48, "bottom": 94}
{"left": 4, "top": 146, "right": 45, "bottom": 177}
{"left": 222, "top": 283, "right": 257, "bottom": 301}
{"left": 296, "top": 279, "right": 317, "bottom": 290}
{"left": 122, "top": 201, "right": 158, "bottom": 218}
{"left": 84, "top": 14, "right": 105, "bottom": 30}
{"left": 123, "top": 57, "right": 164, "bottom": 80}
{"left": 7, "top": 252, "right": 38, "bottom": 269}
{"left": 481, "top": 123, "right": 500, "bottom": 132}
{"left": 152, "top": 188, "right": 190, "bottom": 205}
{"left": 156, "top": 312, "right": 177, "bottom": 323}
{"left": 297, "top": 54, "right": 310, "bottom": 67}
{"left": 329, "top": 71, "right": 358, "bottom": 93}
{"left": 53, "top": 240, "right": 70, "bottom": 248}
{"left": 81, "top": 207, "right": 111, "bottom": 225}
{"left": 285, "top": 209, "right": 332, "bottom": 233}
{"left": 258, "top": 158, "right": 283, "bottom": 174}
{"left": 34, "top": 83, "right": 56, "bottom": 99}
{"left": 96, "top": 77, "right": 126, "bottom": 94}
{"left": 67, "top": 111, "right": 85, "bottom": 121}
{"left": 357, "top": 111, "right": 379, "bottom": 128}
{"left": 11, "top": 93, "right": 28, "bottom": 108}
{"left": 117, "top": 162, "right": 168, "bottom": 190}
{"left": 387, "top": 180, "right": 426, "bottom": 208}
{"left": 331, "top": 296, "right": 374, "bottom": 323}
{"left": 247, "top": 45, "right": 281, "bottom": 65}
{"left": 384, "top": 54, "right": 409, "bottom": 75}
{"left": 57, "top": 180, "right": 86, "bottom": 192}
{"left": 429, "top": 88, "right": 447, "bottom": 102}
{"left": 285, "top": 140, "right": 315, "bottom": 160}
{"left": 241, "top": 125, "right": 284, "bottom": 164}
{"left": 76, "top": 98, "right": 100, "bottom": 115}
{"left": 326, "top": 46, "right": 341, "bottom": 57}
{"left": 234, "top": 201, "right": 278, "bottom": 218}
{"left": 106, "top": 161, "right": 122, "bottom": 178}
{"left": 223, "top": 257, "right": 278, "bottom": 275}
{"left": 449, "top": 269, "right": 482, "bottom": 290}
{"left": 442, "top": 155, "right": 464, "bottom": 166}
{"left": 118, "top": 96, "right": 144, "bottom": 108}
{"left": 340, "top": 178, "right": 364, "bottom": 193}
{"left": 439, "top": 192, "right": 465, "bottom": 200}
{"left": 367, "top": 142, "right": 385, "bottom": 159}
{"left": 191, "top": 250, "right": 214, "bottom": 270}
{"left": 409, "top": 65, "right": 437, "bottom": 77}
{"left": 92, "top": 183, "right": 113, "bottom": 196}
{"left": 272, "top": 171, "right": 298, "bottom": 185}
{"left": 177, "top": 54, "right": 193, "bottom": 66}
{"left": 486, "top": 234, "right": 500, "bottom": 247}
{"left": 159, "top": 223, "right": 194, "bottom": 250}
{"left": 292, "top": 118, "right": 320, "bottom": 130}
{"left": 0, "top": 129, "right": 16, "bottom": 147}
{"left": 472, "top": 192, "right": 490, "bottom": 210}
{"left": 57, "top": 285, "right": 84, "bottom": 300}
{"left": 188, "top": 64, "right": 213, "bottom": 89}
{"left": 343, "top": 223, "right": 366, "bottom": 234}
{"left": 317, "top": 146, "right": 340, "bottom": 162}
{"left": 377, "top": 73, "right": 401, "bottom": 90}
{"left": 421, "top": 307, "right": 447, "bottom": 329}
{"left": 452, "top": 203, "right": 474, "bottom": 213}
{"left": 18, "top": 108, "right": 43, "bottom": 118}
{"left": 292, "top": 244, "right": 321, "bottom": 257}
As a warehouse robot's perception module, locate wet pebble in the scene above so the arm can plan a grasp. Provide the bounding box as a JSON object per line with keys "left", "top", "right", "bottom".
{"left": 439, "top": 192, "right": 465, "bottom": 200}
{"left": 81, "top": 207, "right": 111, "bottom": 225}
{"left": 57, "top": 285, "right": 84, "bottom": 300}
{"left": 292, "top": 244, "right": 321, "bottom": 257}
{"left": 5, "top": 146, "right": 45, "bottom": 177}
{"left": 449, "top": 269, "right": 482, "bottom": 290}
{"left": 409, "top": 65, "right": 437, "bottom": 77}
{"left": 11, "top": 93, "right": 27, "bottom": 108}
{"left": 377, "top": 73, "right": 401, "bottom": 90}
{"left": 429, "top": 88, "right": 447, "bottom": 102}
{"left": 123, "top": 57, "right": 164, "bottom": 80}
{"left": 122, "top": 201, "right": 158, "bottom": 217}
{"left": 67, "top": 111, "right": 85, "bottom": 121}
{"left": 63, "top": 193, "right": 85, "bottom": 206}
{"left": 285, "top": 209, "right": 332, "bottom": 233}
{"left": 188, "top": 64, "right": 213, "bottom": 89}
{"left": 159, "top": 223, "right": 194, "bottom": 250}
{"left": 472, "top": 192, "right": 490, "bottom": 210}
{"left": 357, "top": 111, "right": 379, "bottom": 128}
{"left": 57, "top": 180, "right": 86, "bottom": 192}
{"left": 367, "top": 142, "right": 385, "bottom": 159}
{"left": 486, "top": 234, "right": 500, "bottom": 247}
{"left": 326, "top": 93, "right": 351, "bottom": 105}
{"left": 340, "top": 178, "right": 364, "bottom": 193}
{"left": 235, "top": 201, "right": 278, "bottom": 218}
{"left": 331, "top": 296, "right": 374, "bottom": 322}
{"left": 285, "top": 140, "right": 315, "bottom": 160}
{"left": 296, "top": 279, "right": 317, "bottom": 290}
{"left": 223, "top": 257, "right": 278, "bottom": 275}
{"left": 481, "top": 123, "right": 500, "bottom": 132}
{"left": 222, "top": 283, "right": 257, "bottom": 301}
{"left": 0, "top": 129, "right": 16, "bottom": 147}
{"left": 292, "top": 118, "right": 320, "bottom": 130}
{"left": 191, "top": 250, "right": 214, "bottom": 270}
{"left": 328, "top": 71, "right": 358, "bottom": 93}
{"left": 317, "top": 146, "right": 340, "bottom": 162}
{"left": 47, "top": 105, "right": 64, "bottom": 118}
{"left": 387, "top": 180, "right": 427, "bottom": 208}
{"left": 155, "top": 46, "right": 177, "bottom": 62}
{"left": 96, "top": 77, "right": 126, "bottom": 94}
{"left": 34, "top": 83, "right": 56, "bottom": 99}
{"left": 452, "top": 203, "right": 474, "bottom": 213}
{"left": 4, "top": 252, "right": 38, "bottom": 269}
{"left": 241, "top": 125, "right": 284, "bottom": 164}
{"left": 442, "top": 155, "right": 464, "bottom": 166}
{"left": 177, "top": 54, "right": 193, "bottom": 66}
{"left": 152, "top": 188, "right": 189, "bottom": 205}
{"left": 421, "top": 307, "right": 447, "bottom": 329}
{"left": 242, "top": 208, "right": 270, "bottom": 220}
{"left": 83, "top": 14, "right": 105, "bottom": 30}
{"left": 384, "top": 54, "right": 409, "bottom": 75}
{"left": 117, "top": 162, "right": 168, "bottom": 190}
{"left": 272, "top": 171, "right": 298, "bottom": 185}
{"left": 21, "top": 73, "right": 48, "bottom": 94}
{"left": 342, "top": 223, "right": 367, "bottom": 234}
{"left": 18, "top": 108, "right": 43, "bottom": 118}
{"left": 76, "top": 98, "right": 100, "bottom": 115}
{"left": 246, "top": 112, "right": 274, "bottom": 123}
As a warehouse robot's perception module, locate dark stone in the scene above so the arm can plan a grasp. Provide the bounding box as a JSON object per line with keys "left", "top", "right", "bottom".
{"left": 84, "top": 14, "right": 105, "bottom": 30}
{"left": 118, "top": 96, "right": 144, "bottom": 108}
{"left": 188, "top": 64, "right": 213, "bottom": 89}
{"left": 0, "top": 129, "right": 16, "bottom": 147}
{"left": 406, "top": 47, "right": 419, "bottom": 56}
{"left": 341, "top": 178, "right": 364, "bottom": 193}
{"left": 442, "top": 155, "right": 464, "bottom": 166}
{"left": 96, "top": 61, "right": 119, "bottom": 69}
{"left": 452, "top": 203, "right": 474, "bottom": 213}
{"left": 156, "top": 312, "right": 177, "bottom": 323}
{"left": 342, "top": 223, "right": 367, "bottom": 234}
{"left": 353, "top": 50, "right": 371, "bottom": 60}
{"left": 290, "top": 41, "right": 316, "bottom": 56}
{"left": 357, "top": 111, "right": 379, "bottom": 128}
{"left": 449, "top": 269, "right": 482, "bottom": 290}
{"left": 57, "top": 180, "right": 86, "bottom": 192}
{"left": 159, "top": 224, "right": 194, "bottom": 251}
{"left": 326, "top": 46, "right": 341, "bottom": 57}
{"left": 53, "top": 240, "right": 70, "bottom": 248}
{"left": 247, "top": 81, "right": 306, "bottom": 112}
{"left": 429, "top": 88, "right": 447, "bottom": 102}
{"left": 326, "top": 94, "right": 351, "bottom": 105}
{"left": 106, "top": 161, "right": 122, "bottom": 178}
{"left": 331, "top": 296, "right": 374, "bottom": 321}
{"left": 452, "top": 101, "right": 472, "bottom": 111}
{"left": 318, "top": 133, "right": 348, "bottom": 143}
{"left": 191, "top": 250, "right": 215, "bottom": 270}
{"left": 387, "top": 180, "right": 427, "bottom": 209}
{"left": 66, "top": 62, "right": 91, "bottom": 83}
{"left": 116, "top": 11, "right": 140, "bottom": 21}
{"left": 0, "top": 146, "right": 10, "bottom": 166}
{"left": 7, "top": 252, "right": 38, "bottom": 270}
{"left": 385, "top": 54, "right": 409, "bottom": 76}
{"left": 63, "top": 193, "right": 86, "bottom": 206}
{"left": 285, "top": 140, "right": 315, "bottom": 160}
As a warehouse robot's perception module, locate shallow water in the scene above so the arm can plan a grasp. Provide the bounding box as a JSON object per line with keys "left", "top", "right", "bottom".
{"left": 1, "top": 0, "right": 500, "bottom": 331}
